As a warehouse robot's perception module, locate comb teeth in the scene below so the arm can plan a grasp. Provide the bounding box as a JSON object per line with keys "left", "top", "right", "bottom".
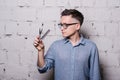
{"left": 39, "top": 28, "right": 43, "bottom": 34}
{"left": 39, "top": 28, "right": 43, "bottom": 37}
{"left": 41, "top": 29, "right": 50, "bottom": 39}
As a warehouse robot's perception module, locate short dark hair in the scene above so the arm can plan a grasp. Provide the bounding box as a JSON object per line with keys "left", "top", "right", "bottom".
{"left": 61, "top": 9, "right": 84, "bottom": 25}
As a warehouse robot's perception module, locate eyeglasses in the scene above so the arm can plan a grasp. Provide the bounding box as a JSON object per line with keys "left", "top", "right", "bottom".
{"left": 58, "top": 23, "right": 78, "bottom": 29}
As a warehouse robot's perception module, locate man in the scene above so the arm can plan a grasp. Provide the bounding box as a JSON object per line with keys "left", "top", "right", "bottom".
{"left": 33, "top": 9, "right": 101, "bottom": 80}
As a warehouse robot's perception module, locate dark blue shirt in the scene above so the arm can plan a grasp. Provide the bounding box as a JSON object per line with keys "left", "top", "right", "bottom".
{"left": 38, "top": 35, "right": 101, "bottom": 80}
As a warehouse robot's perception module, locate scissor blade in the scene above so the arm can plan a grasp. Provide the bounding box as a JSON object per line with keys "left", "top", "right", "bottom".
{"left": 41, "top": 29, "right": 50, "bottom": 39}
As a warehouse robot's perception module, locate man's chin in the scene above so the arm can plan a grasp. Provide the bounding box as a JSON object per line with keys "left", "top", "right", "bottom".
{"left": 62, "top": 35, "right": 69, "bottom": 38}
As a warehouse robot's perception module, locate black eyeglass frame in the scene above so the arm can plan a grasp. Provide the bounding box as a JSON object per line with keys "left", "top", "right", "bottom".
{"left": 58, "top": 23, "right": 78, "bottom": 29}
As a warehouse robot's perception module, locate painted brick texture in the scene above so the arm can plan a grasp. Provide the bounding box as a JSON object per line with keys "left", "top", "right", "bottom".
{"left": 0, "top": 0, "right": 120, "bottom": 80}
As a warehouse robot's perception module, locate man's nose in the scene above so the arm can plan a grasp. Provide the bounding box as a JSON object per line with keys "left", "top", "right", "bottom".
{"left": 60, "top": 26, "right": 65, "bottom": 31}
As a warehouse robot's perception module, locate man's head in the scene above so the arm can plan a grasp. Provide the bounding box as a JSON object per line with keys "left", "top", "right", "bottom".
{"left": 58, "top": 9, "right": 84, "bottom": 38}
{"left": 61, "top": 9, "right": 84, "bottom": 26}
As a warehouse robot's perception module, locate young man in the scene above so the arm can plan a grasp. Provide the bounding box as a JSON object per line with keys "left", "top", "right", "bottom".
{"left": 33, "top": 9, "right": 101, "bottom": 80}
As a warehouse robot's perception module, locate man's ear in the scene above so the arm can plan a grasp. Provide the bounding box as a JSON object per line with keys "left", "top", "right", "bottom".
{"left": 76, "top": 24, "right": 81, "bottom": 30}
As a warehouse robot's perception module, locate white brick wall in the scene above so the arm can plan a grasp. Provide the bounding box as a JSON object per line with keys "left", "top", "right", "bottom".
{"left": 0, "top": 0, "right": 120, "bottom": 80}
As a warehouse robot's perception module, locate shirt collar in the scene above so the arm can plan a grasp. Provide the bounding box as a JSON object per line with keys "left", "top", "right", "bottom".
{"left": 78, "top": 34, "right": 86, "bottom": 45}
{"left": 63, "top": 34, "right": 86, "bottom": 45}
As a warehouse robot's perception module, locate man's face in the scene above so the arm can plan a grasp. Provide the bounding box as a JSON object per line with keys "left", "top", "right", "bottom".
{"left": 59, "top": 15, "right": 80, "bottom": 38}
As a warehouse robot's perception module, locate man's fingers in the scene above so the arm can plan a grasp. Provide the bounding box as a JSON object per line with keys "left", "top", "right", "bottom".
{"left": 33, "top": 36, "right": 45, "bottom": 51}
{"left": 39, "top": 43, "right": 44, "bottom": 48}
{"left": 34, "top": 37, "right": 44, "bottom": 47}
{"left": 35, "top": 36, "right": 43, "bottom": 43}
{"left": 33, "top": 42, "right": 38, "bottom": 47}
{"left": 35, "top": 37, "right": 40, "bottom": 42}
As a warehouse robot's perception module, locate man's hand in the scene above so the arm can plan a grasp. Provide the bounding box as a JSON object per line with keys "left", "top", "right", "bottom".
{"left": 33, "top": 35, "right": 44, "bottom": 52}
{"left": 33, "top": 35, "right": 45, "bottom": 67}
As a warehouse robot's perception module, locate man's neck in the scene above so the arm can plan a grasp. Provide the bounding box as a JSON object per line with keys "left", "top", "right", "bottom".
{"left": 69, "top": 33, "right": 81, "bottom": 46}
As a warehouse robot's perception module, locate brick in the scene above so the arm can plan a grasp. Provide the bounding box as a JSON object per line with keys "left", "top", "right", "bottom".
{"left": 17, "top": 0, "right": 43, "bottom": 7}
{"left": 107, "top": 0, "right": 120, "bottom": 7}
{"left": 99, "top": 52, "right": 120, "bottom": 67}
{"left": 82, "top": 0, "right": 95, "bottom": 7}
{"left": 17, "top": 0, "right": 29, "bottom": 7}
{"left": 0, "top": 21, "right": 5, "bottom": 35}
{"left": 20, "top": 51, "right": 35, "bottom": 65}
{"left": 92, "top": 8, "right": 111, "bottom": 21}
{"left": 36, "top": 7, "right": 44, "bottom": 22}
{"left": 104, "top": 22, "right": 119, "bottom": 37}
{"left": 112, "top": 37, "right": 120, "bottom": 53}
{"left": 0, "top": 64, "right": 6, "bottom": 80}
{"left": 110, "top": 8, "right": 120, "bottom": 21}
{"left": 0, "top": 35, "right": 26, "bottom": 51}
{"left": 102, "top": 67, "right": 120, "bottom": 80}
{"left": 14, "top": 22, "right": 42, "bottom": 36}
{"left": 5, "top": 21, "right": 40, "bottom": 36}
{"left": 24, "top": 36, "right": 37, "bottom": 52}
{"left": 78, "top": 8, "right": 111, "bottom": 21}
{"left": 7, "top": 50, "right": 20, "bottom": 65}
{"left": 16, "top": 22, "right": 31, "bottom": 35}
{"left": 90, "top": 36, "right": 113, "bottom": 52}
{"left": 69, "top": 0, "right": 82, "bottom": 7}
{"left": 5, "top": 64, "right": 29, "bottom": 80}
{"left": 5, "top": 21, "right": 18, "bottom": 35}
{"left": 8, "top": 7, "right": 36, "bottom": 21}
{"left": 0, "top": 0, "right": 5, "bottom": 6}
{"left": 5, "top": 0, "right": 18, "bottom": 7}
{"left": 81, "top": 21, "right": 105, "bottom": 36}
{"left": 94, "top": 0, "right": 107, "bottom": 7}
{"left": 56, "top": 0, "right": 69, "bottom": 6}
{"left": 41, "top": 7, "right": 60, "bottom": 21}
{"left": 44, "top": 0, "right": 56, "bottom": 6}
{"left": 119, "top": 22, "right": 120, "bottom": 36}
{"left": 0, "top": 6, "right": 9, "bottom": 20}
{"left": 0, "top": 50, "right": 8, "bottom": 64}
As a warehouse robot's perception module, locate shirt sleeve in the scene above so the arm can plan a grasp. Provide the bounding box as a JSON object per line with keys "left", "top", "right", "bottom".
{"left": 89, "top": 44, "right": 101, "bottom": 80}
{"left": 37, "top": 43, "right": 55, "bottom": 73}
{"left": 37, "top": 62, "right": 48, "bottom": 73}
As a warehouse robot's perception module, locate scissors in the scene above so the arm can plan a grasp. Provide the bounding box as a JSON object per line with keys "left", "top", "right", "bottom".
{"left": 39, "top": 28, "right": 50, "bottom": 40}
